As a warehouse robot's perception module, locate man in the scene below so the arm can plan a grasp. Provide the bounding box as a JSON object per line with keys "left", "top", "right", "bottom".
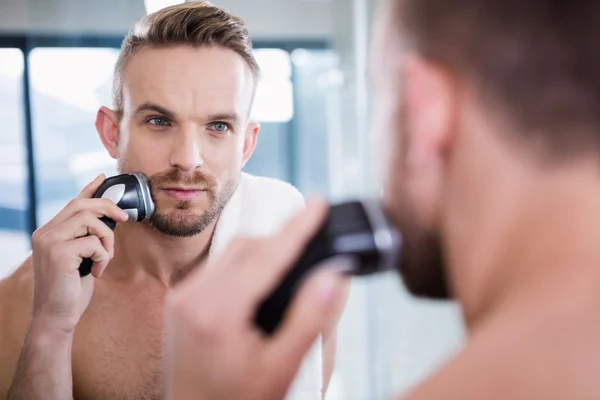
{"left": 162, "top": 0, "right": 600, "bottom": 399}
{"left": 0, "top": 2, "right": 343, "bottom": 400}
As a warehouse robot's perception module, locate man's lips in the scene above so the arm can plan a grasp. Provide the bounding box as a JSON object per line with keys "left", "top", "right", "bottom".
{"left": 162, "top": 187, "right": 206, "bottom": 201}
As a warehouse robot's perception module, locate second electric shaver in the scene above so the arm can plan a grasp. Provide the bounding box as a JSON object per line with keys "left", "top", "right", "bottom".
{"left": 254, "top": 199, "right": 402, "bottom": 334}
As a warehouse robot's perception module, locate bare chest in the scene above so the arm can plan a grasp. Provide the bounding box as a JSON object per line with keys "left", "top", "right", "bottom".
{"left": 71, "top": 288, "right": 166, "bottom": 400}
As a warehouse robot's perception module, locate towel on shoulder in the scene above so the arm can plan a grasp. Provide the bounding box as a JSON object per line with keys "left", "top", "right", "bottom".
{"left": 208, "top": 172, "right": 323, "bottom": 400}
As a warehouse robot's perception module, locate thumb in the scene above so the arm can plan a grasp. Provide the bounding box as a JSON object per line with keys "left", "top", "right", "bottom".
{"left": 265, "top": 265, "right": 348, "bottom": 376}
{"left": 77, "top": 173, "right": 106, "bottom": 199}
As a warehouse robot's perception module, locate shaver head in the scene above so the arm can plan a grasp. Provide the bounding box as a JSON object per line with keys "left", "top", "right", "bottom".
{"left": 313, "top": 199, "right": 402, "bottom": 277}
{"left": 93, "top": 173, "right": 155, "bottom": 222}
{"left": 79, "top": 172, "right": 156, "bottom": 277}
{"left": 337, "top": 199, "right": 402, "bottom": 276}
{"left": 132, "top": 172, "right": 155, "bottom": 220}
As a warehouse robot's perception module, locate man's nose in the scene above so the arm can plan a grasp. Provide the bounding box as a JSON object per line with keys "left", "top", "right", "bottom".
{"left": 169, "top": 126, "right": 204, "bottom": 172}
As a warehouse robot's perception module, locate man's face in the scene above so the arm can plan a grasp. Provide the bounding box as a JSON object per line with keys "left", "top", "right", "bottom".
{"left": 105, "top": 46, "right": 257, "bottom": 237}
{"left": 370, "top": 1, "right": 450, "bottom": 298}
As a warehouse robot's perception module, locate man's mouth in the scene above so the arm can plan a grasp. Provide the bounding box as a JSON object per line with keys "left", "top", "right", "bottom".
{"left": 162, "top": 187, "right": 206, "bottom": 201}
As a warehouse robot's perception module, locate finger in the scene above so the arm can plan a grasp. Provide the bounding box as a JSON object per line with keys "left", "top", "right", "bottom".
{"left": 32, "top": 175, "right": 111, "bottom": 240}
{"left": 77, "top": 173, "right": 106, "bottom": 199}
{"left": 61, "top": 235, "right": 110, "bottom": 274}
{"left": 66, "top": 198, "right": 129, "bottom": 224}
{"left": 229, "top": 197, "right": 328, "bottom": 305}
{"left": 91, "top": 258, "right": 110, "bottom": 278}
{"left": 266, "top": 196, "right": 328, "bottom": 269}
{"left": 264, "top": 268, "right": 347, "bottom": 383}
{"left": 35, "top": 174, "right": 108, "bottom": 237}
{"left": 43, "top": 210, "right": 116, "bottom": 256}
{"left": 277, "top": 196, "right": 327, "bottom": 247}
{"left": 40, "top": 198, "right": 129, "bottom": 237}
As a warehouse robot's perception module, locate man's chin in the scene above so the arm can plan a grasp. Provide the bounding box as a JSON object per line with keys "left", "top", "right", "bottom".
{"left": 146, "top": 218, "right": 205, "bottom": 238}
{"left": 145, "top": 209, "right": 219, "bottom": 238}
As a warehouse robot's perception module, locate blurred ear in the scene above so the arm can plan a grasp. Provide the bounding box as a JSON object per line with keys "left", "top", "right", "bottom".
{"left": 96, "top": 106, "right": 120, "bottom": 159}
{"left": 242, "top": 120, "right": 260, "bottom": 167}
{"left": 402, "top": 53, "right": 457, "bottom": 214}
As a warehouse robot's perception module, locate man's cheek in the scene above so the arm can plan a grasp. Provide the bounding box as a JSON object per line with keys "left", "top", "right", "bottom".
{"left": 135, "top": 140, "right": 171, "bottom": 169}
{"left": 206, "top": 145, "right": 243, "bottom": 173}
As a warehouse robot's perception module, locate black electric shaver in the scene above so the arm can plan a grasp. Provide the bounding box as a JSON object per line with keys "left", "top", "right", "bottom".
{"left": 78, "top": 173, "right": 155, "bottom": 277}
{"left": 254, "top": 199, "right": 402, "bottom": 334}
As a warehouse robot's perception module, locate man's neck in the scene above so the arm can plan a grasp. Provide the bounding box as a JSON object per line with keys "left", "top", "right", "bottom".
{"left": 446, "top": 156, "right": 600, "bottom": 332}
{"left": 104, "top": 219, "right": 218, "bottom": 286}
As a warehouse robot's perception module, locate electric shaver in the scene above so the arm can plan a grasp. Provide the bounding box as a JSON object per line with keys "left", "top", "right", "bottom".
{"left": 78, "top": 173, "right": 155, "bottom": 277}
{"left": 254, "top": 199, "right": 402, "bottom": 334}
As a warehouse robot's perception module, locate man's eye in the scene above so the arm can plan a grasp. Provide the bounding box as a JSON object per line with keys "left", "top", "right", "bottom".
{"left": 209, "top": 122, "right": 230, "bottom": 132}
{"left": 148, "top": 117, "right": 170, "bottom": 126}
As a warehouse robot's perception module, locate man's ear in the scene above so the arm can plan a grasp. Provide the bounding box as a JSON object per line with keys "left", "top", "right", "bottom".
{"left": 242, "top": 121, "right": 260, "bottom": 167}
{"left": 96, "top": 106, "right": 120, "bottom": 159}
{"left": 403, "top": 54, "right": 456, "bottom": 174}
{"left": 401, "top": 54, "right": 457, "bottom": 223}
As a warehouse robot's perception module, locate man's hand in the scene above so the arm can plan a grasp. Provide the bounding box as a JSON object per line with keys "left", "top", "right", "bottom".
{"left": 29, "top": 173, "right": 129, "bottom": 332}
{"left": 7, "top": 174, "right": 129, "bottom": 400}
{"left": 165, "top": 198, "right": 348, "bottom": 400}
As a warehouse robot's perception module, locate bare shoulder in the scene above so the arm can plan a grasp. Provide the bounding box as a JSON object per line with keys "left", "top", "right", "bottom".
{"left": 401, "top": 312, "right": 600, "bottom": 400}
{"left": 0, "top": 255, "right": 34, "bottom": 320}
{"left": 0, "top": 256, "right": 34, "bottom": 396}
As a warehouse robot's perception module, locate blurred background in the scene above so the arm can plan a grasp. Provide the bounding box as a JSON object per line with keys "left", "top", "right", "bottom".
{"left": 0, "top": 0, "right": 465, "bottom": 398}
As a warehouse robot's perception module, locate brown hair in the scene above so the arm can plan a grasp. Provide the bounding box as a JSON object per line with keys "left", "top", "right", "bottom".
{"left": 113, "top": 1, "right": 259, "bottom": 113}
{"left": 395, "top": 0, "right": 600, "bottom": 160}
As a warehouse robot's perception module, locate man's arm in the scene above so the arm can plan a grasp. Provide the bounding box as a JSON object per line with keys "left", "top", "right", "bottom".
{"left": 0, "top": 260, "right": 75, "bottom": 400}
{"left": 7, "top": 175, "right": 127, "bottom": 400}
{"left": 0, "top": 263, "right": 32, "bottom": 398}
{"left": 0, "top": 297, "right": 17, "bottom": 398}
{"left": 7, "top": 320, "right": 75, "bottom": 400}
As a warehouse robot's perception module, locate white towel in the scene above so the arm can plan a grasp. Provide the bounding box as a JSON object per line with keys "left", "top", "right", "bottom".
{"left": 208, "top": 172, "right": 323, "bottom": 400}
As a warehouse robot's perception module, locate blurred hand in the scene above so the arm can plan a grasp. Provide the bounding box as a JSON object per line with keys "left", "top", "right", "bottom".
{"left": 165, "top": 198, "right": 348, "bottom": 400}
{"left": 30, "top": 174, "right": 129, "bottom": 333}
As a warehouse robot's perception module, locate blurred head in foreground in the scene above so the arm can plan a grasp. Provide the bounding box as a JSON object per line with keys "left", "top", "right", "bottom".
{"left": 372, "top": 0, "right": 600, "bottom": 301}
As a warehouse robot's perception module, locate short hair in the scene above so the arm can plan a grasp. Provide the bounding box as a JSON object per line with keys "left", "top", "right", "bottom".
{"left": 395, "top": 0, "right": 600, "bottom": 160}
{"left": 113, "top": 1, "right": 259, "bottom": 114}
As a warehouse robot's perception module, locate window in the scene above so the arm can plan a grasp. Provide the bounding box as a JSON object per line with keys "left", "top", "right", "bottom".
{"left": 291, "top": 48, "right": 340, "bottom": 197}
{"left": 252, "top": 48, "right": 294, "bottom": 123}
{"left": 243, "top": 48, "right": 295, "bottom": 182}
{"left": 29, "top": 48, "right": 120, "bottom": 226}
{"left": 0, "top": 48, "right": 30, "bottom": 275}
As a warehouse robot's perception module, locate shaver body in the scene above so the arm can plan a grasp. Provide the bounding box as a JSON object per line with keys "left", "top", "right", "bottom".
{"left": 254, "top": 199, "right": 402, "bottom": 334}
{"left": 78, "top": 173, "right": 155, "bottom": 277}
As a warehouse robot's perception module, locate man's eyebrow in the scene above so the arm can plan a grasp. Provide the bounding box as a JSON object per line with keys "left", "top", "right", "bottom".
{"left": 206, "top": 113, "right": 241, "bottom": 124}
{"left": 135, "top": 105, "right": 242, "bottom": 124}
{"left": 135, "top": 102, "right": 178, "bottom": 120}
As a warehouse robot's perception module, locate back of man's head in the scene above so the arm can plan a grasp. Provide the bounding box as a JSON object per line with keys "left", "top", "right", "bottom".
{"left": 113, "top": 1, "right": 259, "bottom": 114}
{"left": 395, "top": 0, "right": 600, "bottom": 162}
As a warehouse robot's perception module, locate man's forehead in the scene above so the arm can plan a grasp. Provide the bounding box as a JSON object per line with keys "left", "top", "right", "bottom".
{"left": 122, "top": 46, "right": 255, "bottom": 114}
